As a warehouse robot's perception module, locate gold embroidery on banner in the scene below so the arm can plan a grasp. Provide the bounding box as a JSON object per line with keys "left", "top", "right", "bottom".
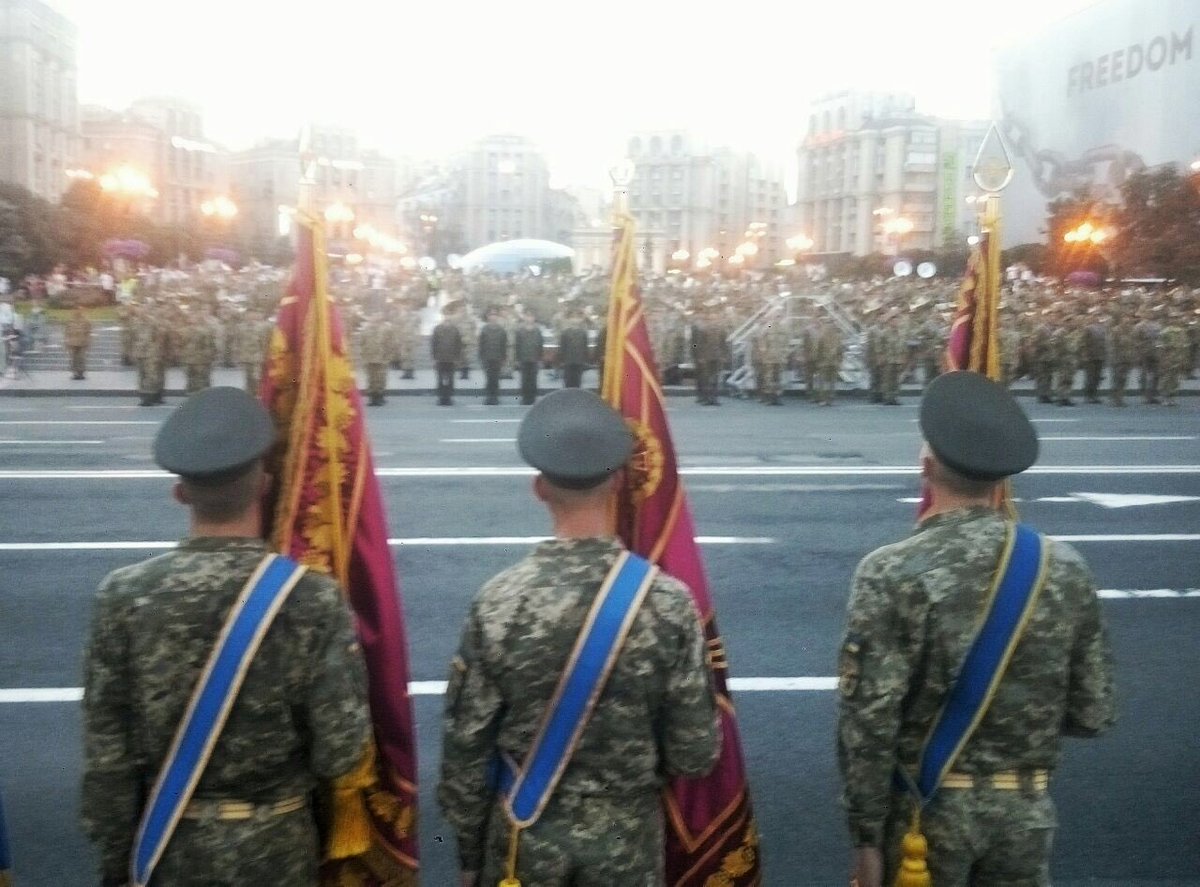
{"left": 624, "top": 418, "right": 665, "bottom": 507}
{"left": 701, "top": 822, "right": 759, "bottom": 887}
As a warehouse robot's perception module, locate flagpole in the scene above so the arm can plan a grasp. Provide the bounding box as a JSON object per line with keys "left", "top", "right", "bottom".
{"left": 984, "top": 193, "right": 1002, "bottom": 381}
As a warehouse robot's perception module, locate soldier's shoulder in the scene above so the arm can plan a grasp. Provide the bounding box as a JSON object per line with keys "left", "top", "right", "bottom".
{"left": 643, "top": 569, "right": 700, "bottom": 626}
{"left": 96, "top": 551, "right": 183, "bottom": 600}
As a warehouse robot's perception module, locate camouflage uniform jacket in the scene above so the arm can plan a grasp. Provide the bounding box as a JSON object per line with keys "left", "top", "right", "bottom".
{"left": 1107, "top": 322, "right": 1138, "bottom": 367}
{"left": 82, "top": 537, "right": 370, "bottom": 883}
{"left": 180, "top": 319, "right": 218, "bottom": 366}
{"left": 1158, "top": 324, "right": 1188, "bottom": 370}
{"left": 65, "top": 313, "right": 93, "bottom": 347}
{"left": 235, "top": 319, "right": 273, "bottom": 365}
{"left": 358, "top": 320, "right": 394, "bottom": 365}
{"left": 837, "top": 507, "right": 1116, "bottom": 847}
{"left": 131, "top": 315, "right": 165, "bottom": 361}
{"left": 437, "top": 536, "right": 721, "bottom": 870}
{"left": 756, "top": 319, "right": 790, "bottom": 365}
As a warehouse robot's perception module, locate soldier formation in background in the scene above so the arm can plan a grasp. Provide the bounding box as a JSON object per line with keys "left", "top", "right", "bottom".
{"left": 34, "top": 261, "right": 1190, "bottom": 411}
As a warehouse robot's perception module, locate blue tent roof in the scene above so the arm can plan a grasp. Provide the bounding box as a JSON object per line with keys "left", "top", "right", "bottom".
{"left": 460, "top": 239, "right": 574, "bottom": 274}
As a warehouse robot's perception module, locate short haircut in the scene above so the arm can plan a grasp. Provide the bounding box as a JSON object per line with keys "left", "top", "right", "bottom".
{"left": 927, "top": 454, "right": 999, "bottom": 499}
{"left": 181, "top": 463, "right": 263, "bottom": 522}
{"left": 539, "top": 473, "right": 614, "bottom": 507}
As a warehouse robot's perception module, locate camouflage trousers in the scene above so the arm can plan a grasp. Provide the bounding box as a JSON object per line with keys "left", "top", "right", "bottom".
{"left": 366, "top": 363, "right": 388, "bottom": 400}
{"left": 1159, "top": 362, "right": 1182, "bottom": 404}
{"left": 1110, "top": 364, "right": 1130, "bottom": 405}
{"left": 1054, "top": 364, "right": 1077, "bottom": 401}
{"left": 759, "top": 362, "right": 784, "bottom": 400}
{"left": 814, "top": 362, "right": 839, "bottom": 404}
{"left": 150, "top": 806, "right": 321, "bottom": 886}
{"left": 480, "top": 792, "right": 663, "bottom": 887}
{"left": 185, "top": 364, "right": 213, "bottom": 394}
{"left": 69, "top": 346, "right": 87, "bottom": 377}
{"left": 243, "top": 362, "right": 261, "bottom": 395}
{"left": 137, "top": 359, "right": 164, "bottom": 396}
{"left": 884, "top": 788, "right": 1055, "bottom": 887}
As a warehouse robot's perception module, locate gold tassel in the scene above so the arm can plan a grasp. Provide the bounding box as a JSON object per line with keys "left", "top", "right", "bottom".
{"left": 497, "top": 824, "right": 522, "bottom": 887}
{"left": 893, "top": 807, "right": 932, "bottom": 887}
{"left": 326, "top": 741, "right": 378, "bottom": 861}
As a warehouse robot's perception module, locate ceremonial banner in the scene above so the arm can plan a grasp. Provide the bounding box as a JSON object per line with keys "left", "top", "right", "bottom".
{"left": 944, "top": 231, "right": 1000, "bottom": 378}
{"left": 262, "top": 213, "right": 419, "bottom": 886}
{"left": 920, "top": 229, "right": 1011, "bottom": 517}
{"left": 602, "top": 213, "right": 761, "bottom": 886}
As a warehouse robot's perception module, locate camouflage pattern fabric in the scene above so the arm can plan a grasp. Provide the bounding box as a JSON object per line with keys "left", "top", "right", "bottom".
{"left": 437, "top": 536, "right": 720, "bottom": 882}
{"left": 1107, "top": 318, "right": 1137, "bottom": 406}
{"left": 132, "top": 314, "right": 166, "bottom": 401}
{"left": 837, "top": 507, "right": 1116, "bottom": 881}
{"left": 81, "top": 537, "right": 370, "bottom": 886}
{"left": 181, "top": 317, "right": 219, "bottom": 394}
{"left": 1158, "top": 322, "right": 1188, "bottom": 405}
{"left": 1052, "top": 321, "right": 1080, "bottom": 403}
{"left": 754, "top": 316, "right": 789, "bottom": 403}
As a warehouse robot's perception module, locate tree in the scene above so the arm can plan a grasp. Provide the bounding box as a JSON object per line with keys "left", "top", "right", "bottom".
{"left": 1114, "top": 166, "right": 1200, "bottom": 283}
{"left": 0, "top": 183, "right": 64, "bottom": 277}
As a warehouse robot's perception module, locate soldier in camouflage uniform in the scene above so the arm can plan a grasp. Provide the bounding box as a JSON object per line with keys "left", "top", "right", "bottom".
{"left": 181, "top": 308, "right": 219, "bottom": 395}
{"left": 839, "top": 372, "right": 1115, "bottom": 887}
{"left": 862, "top": 310, "right": 884, "bottom": 404}
{"left": 879, "top": 308, "right": 907, "bottom": 406}
{"left": 118, "top": 302, "right": 136, "bottom": 366}
{"left": 1080, "top": 310, "right": 1108, "bottom": 404}
{"left": 1133, "top": 309, "right": 1162, "bottom": 404}
{"left": 456, "top": 302, "right": 478, "bottom": 380}
{"left": 814, "top": 315, "right": 843, "bottom": 406}
{"left": 438, "top": 389, "right": 719, "bottom": 887}
{"left": 65, "top": 303, "right": 93, "bottom": 379}
{"left": 236, "top": 309, "right": 273, "bottom": 394}
{"left": 1051, "top": 313, "right": 1080, "bottom": 406}
{"left": 82, "top": 387, "right": 370, "bottom": 887}
{"left": 1030, "top": 310, "right": 1056, "bottom": 404}
{"left": 754, "top": 307, "right": 789, "bottom": 405}
{"left": 132, "top": 307, "right": 167, "bottom": 406}
{"left": 359, "top": 313, "right": 394, "bottom": 406}
{"left": 1158, "top": 308, "right": 1188, "bottom": 407}
{"left": 1107, "top": 312, "right": 1137, "bottom": 407}
{"left": 395, "top": 301, "right": 420, "bottom": 379}
{"left": 998, "top": 306, "right": 1021, "bottom": 390}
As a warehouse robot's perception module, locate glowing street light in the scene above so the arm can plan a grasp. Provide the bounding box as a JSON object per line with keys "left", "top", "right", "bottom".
{"left": 324, "top": 202, "right": 355, "bottom": 224}
{"left": 883, "top": 217, "right": 914, "bottom": 236}
{"left": 1063, "top": 221, "right": 1112, "bottom": 245}
{"left": 201, "top": 196, "right": 238, "bottom": 219}
{"left": 671, "top": 249, "right": 690, "bottom": 263}
{"left": 699, "top": 247, "right": 720, "bottom": 260}
{"left": 98, "top": 165, "right": 158, "bottom": 199}
{"left": 786, "top": 233, "right": 813, "bottom": 253}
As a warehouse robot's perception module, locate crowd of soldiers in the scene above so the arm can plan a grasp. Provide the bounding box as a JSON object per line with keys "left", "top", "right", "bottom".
{"left": 88, "top": 262, "right": 1200, "bottom": 409}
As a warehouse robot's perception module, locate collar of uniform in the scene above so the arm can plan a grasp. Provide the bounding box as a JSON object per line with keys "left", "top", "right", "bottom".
{"left": 915, "top": 506, "right": 1002, "bottom": 534}
{"left": 176, "top": 536, "right": 272, "bottom": 553}
{"left": 532, "top": 535, "right": 624, "bottom": 558}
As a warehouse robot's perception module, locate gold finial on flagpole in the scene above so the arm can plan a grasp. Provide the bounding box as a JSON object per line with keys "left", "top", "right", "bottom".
{"left": 609, "top": 158, "right": 635, "bottom": 219}
{"left": 973, "top": 123, "right": 1013, "bottom": 382}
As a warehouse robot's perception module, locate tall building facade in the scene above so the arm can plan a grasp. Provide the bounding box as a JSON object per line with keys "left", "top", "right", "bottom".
{"left": 79, "top": 98, "right": 228, "bottom": 225}
{"left": 0, "top": 0, "right": 80, "bottom": 201}
{"left": 450, "top": 134, "right": 575, "bottom": 248}
{"left": 795, "top": 92, "right": 989, "bottom": 257}
{"left": 229, "top": 125, "right": 399, "bottom": 246}
{"left": 624, "top": 131, "right": 789, "bottom": 270}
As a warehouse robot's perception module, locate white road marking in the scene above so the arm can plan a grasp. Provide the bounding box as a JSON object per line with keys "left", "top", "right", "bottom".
{"left": 0, "top": 420, "right": 157, "bottom": 425}
{"left": 897, "top": 494, "right": 1200, "bottom": 507}
{"left": 1098, "top": 589, "right": 1200, "bottom": 599}
{"left": 0, "top": 536, "right": 775, "bottom": 552}
{"left": 450, "top": 419, "right": 521, "bottom": 424}
{"left": 693, "top": 483, "right": 903, "bottom": 493}
{"left": 0, "top": 439, "right": 105, "bottom": 445}
{"left": 0, "top": 677, "right": 841, "bottom": 703}
{"left": 4, "top": 464, "right": 1200, "bottom": 480}
{"left": 1041, "top": 436, "right": 1197, "bottom": 442}
{"left": 439, "top": 438, "right": 518, "bottom": 444}
{"left": 1068, "top": 493, "right": 1200, "bottom": 508}
{"left": 1054, "top": 534, "right": 1200, "bottom": 542}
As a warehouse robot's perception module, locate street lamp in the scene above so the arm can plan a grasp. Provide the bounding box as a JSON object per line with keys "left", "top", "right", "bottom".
{"left": 201, "top": 196, "right": 238, "bottom": 220}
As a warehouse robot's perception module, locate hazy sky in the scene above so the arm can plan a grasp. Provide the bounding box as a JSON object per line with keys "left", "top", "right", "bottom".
{"left": 52, "top": 0, "right": 1100, "bottom": 189}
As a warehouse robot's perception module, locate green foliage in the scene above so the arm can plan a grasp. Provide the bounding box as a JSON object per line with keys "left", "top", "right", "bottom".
{"left": 1114, "top": 166, "right": 1200, "bottom": 284}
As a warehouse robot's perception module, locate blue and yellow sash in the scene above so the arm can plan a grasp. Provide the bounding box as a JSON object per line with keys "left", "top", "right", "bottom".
{"left": 130, "top": 553, "right": 307, "bottom": 887}
{"left": 911, "top": 523, "right": 1049, "bottom": 802}
{"left": 496, "top": 550, "right": 657, "bottom": 828}
{"left": 0, "top": 785, "right": 12, "bottom": 887}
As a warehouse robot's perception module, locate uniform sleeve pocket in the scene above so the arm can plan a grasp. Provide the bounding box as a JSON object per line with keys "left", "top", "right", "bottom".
{"left": 839, "top": 635, "right": 864, "bottom": 699}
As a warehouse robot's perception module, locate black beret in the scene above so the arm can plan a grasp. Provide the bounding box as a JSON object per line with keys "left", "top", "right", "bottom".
{"left": 920, "top": 372, "right": 1039, "bottom": 481}
{"left": 518, "top": 389, "right": 633, "bottom": 490}
{"left": 154, "top": 386, "right": 275, "bottom": 484}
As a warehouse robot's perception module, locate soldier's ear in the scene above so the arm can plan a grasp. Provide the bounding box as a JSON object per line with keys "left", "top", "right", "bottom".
{"left": 173, "top": 481, "right": 190, "bottom": 507}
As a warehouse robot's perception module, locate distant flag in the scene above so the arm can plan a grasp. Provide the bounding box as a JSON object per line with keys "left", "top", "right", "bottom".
{"left": 603, "top": 212, "right": 762, "bottom": 886}
{"left": 261, "top": 213, "right": 419, "bottom": 886}
{"left": 919, "top": 229, "right": 1011, "bottom": 516}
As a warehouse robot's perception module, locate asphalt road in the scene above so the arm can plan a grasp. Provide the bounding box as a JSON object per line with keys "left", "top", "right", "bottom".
{"left": 1, "top": 395, "right": 1198, "bottom": 886}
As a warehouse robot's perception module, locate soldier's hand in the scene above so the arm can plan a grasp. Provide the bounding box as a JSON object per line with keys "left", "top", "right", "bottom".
{"left": 460, "top": 871, "right": 479, "bottom": 887}
{"left": 849, "top": 846, "right": 883, "bottom": 887}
